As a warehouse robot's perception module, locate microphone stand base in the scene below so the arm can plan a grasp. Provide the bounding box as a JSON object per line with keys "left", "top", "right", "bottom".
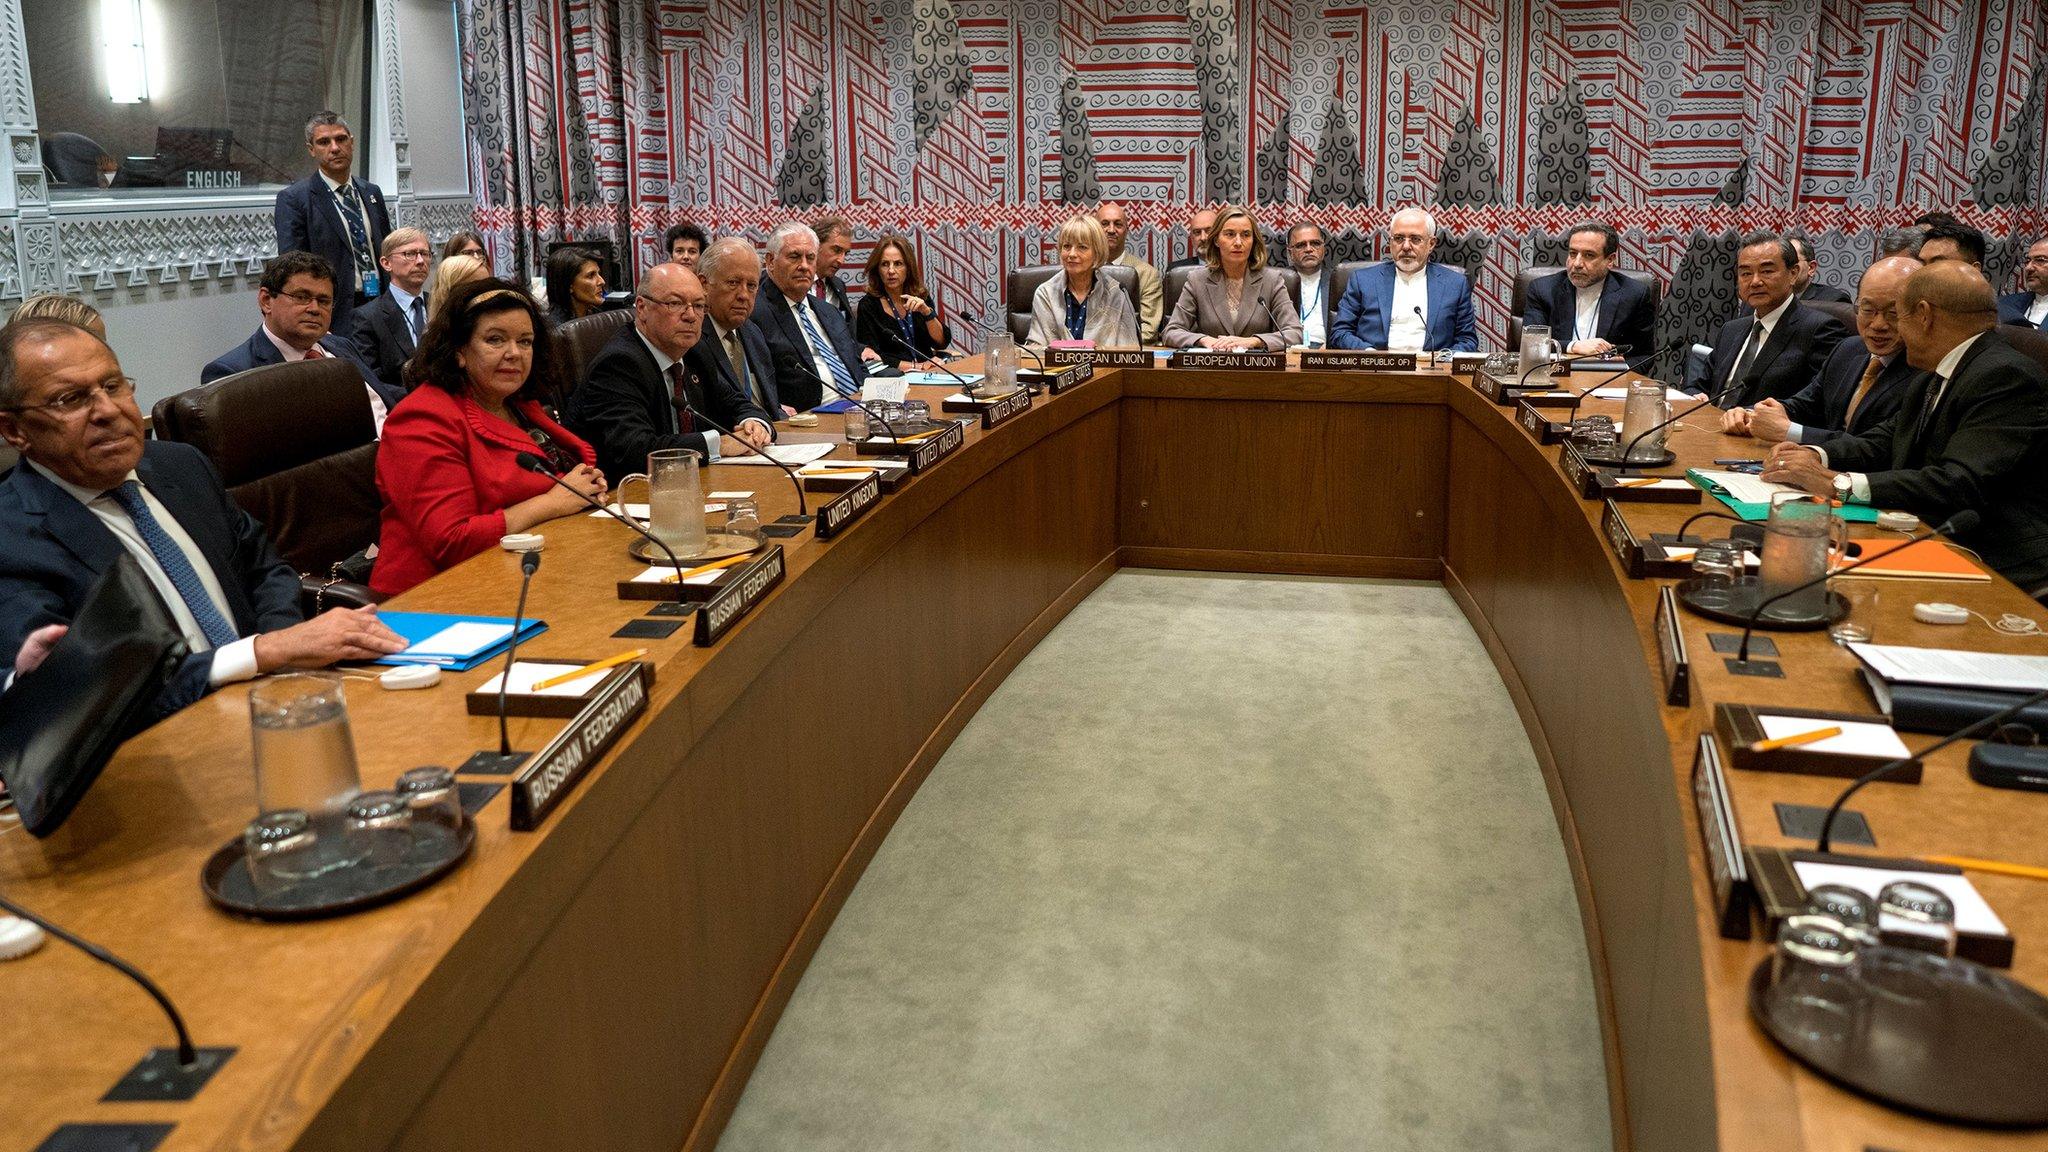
{"left": 458, "top": 750, "right": 532, "bottom": 776}
{"left": 1722, "top": 657, "right": 1785, "bottom": 678}
{"left": 105, "top": 1047, "right": 235, "bottom": 1101}
{"left": 647, "top": 602, "right": 694, "bottom": 617}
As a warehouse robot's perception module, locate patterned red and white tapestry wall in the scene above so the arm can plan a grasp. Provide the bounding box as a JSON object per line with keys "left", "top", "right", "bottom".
{"left": 458, "top": 0, "right": 2048, "bottom": 352}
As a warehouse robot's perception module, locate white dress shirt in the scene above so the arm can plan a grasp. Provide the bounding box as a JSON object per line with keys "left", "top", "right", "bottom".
{"left": 319, "top": 172, "right": 372, "bottom": 293}
{"left": 1818, "top": 333, "right": 1983, "bottom": 504}
{"left": 1297, "top": 269, "right": 1327, "bottom": 348}
{"left": 28, "top": 461, "right": 259, "bottom": 686}
{"left": 262, "top": 324, "right": 388, "bottom": 434}
{"left": 1386, "top": 268, "right": 1429, "bottom": 350}
{"left": 636, "top": 330, "right": 723, "bottom": 460}
{"left": 1573, "top": 282, "right": 1603, "bottom": 345}
{"left": 2028, "top": 295, "right": 2048, "bottom": 326}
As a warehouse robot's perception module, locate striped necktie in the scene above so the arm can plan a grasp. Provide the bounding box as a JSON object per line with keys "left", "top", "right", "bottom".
{"left": 108, "top": 481, "right": 239, "bottom": 649}
{"left": 794, "top": 301, "right": 855, "bottom": 396}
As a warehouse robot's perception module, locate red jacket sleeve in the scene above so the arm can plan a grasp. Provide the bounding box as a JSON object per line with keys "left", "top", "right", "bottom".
{"left": 378, "top": 396, "right": 509, "bottom": 570}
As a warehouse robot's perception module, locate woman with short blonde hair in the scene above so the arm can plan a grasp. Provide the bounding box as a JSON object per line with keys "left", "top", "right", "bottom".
{"left": 1027, "top": 215, "right": 1137, "bottom": 349}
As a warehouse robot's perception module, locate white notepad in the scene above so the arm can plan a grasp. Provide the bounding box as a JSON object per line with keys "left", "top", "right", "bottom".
{"left": 1756, "top": 715, "right": 1910, "bottom": 758}
{"left": 474, "top": 661, "right": 612, "bottom": 698}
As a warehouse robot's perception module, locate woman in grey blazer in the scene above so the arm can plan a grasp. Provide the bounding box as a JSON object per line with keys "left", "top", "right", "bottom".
{"left": 1027, "top": 215, "right": 1139, "bottom": 350}
{"left": 1161, "top": 206, "right": 1302, "bottom": 351}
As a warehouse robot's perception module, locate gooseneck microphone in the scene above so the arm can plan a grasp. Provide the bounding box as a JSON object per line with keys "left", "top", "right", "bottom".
{"left": 1564, "top": 341, "right": 1688, "bottom": 427}
{"left": 1518, "top": 347, "right": 1611, "bottom": 390}
{"left": 1733, "top": 510, "right": 1982, "bottom": 665}
{"left": 1816, "top": 681, "right": 2048, "bottom": 853}
{"left": 465, "top": 547, "right": 542, "bottom": 773}
{"left": 671, "top": 392, "right": 810, "bottom": 519}
{"left": 514, "top": 453, "right": 690, "bottom": 609}
{"left": 766, "top": 344, "right": 906, "bottom": 441}
{"left": 0, "top": 889, "right": 199, "bottom": 1068}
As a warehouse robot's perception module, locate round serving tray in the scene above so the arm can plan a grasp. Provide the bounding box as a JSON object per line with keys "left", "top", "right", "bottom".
{"left": 1575, "top": 446, "right": 1678, "bottom": 469}
{"left": 1676, "top": 576, "right": 1848, "bottom": 631}
{"left": 202, "top": 816, "right": 474, "bottom": 921}
{"left": 628, "top": 533, "right": 761, "bottom": 566}
{"left": 1748, "top": 951, "right": 2048, "bottom": 1126}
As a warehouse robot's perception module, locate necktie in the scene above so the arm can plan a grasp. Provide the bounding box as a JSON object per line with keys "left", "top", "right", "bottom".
{"left": 667, "top": 363, "right": 696, "bottom": 433}
{"left": 333, "top": 182, "right": 374, "bottom": 282}
{"left": 1843, "top": 356, "right": 1883, "bottom": 425}
{"left": 727, "top": 331, "right": 763, "bottom": 408}
{"left": 409, "top": 296, "right": 427, "bottom": 341}
{"left": 109, "top": 481, "right": 239, "bottom": 649}
{"left": 794, "top": 302, "right": 855, "bottom": 396}
{"left": 1726, "top": 320, "right": 1764, "bottom": 394}
{"left": 1908, "top": 374, "right": 1949, "bottom": 458}
{"left": 304, "top": 342, "right": 326, "bottom": 360}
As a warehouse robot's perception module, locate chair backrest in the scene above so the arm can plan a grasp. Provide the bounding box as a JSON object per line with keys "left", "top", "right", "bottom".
{"left": 1328, "top": 260, "right": 1381, "bottom": 316}
{"left": 151, "top": 357, "right": 379, "bottom": 575}
{"left": 1006, "top": 263, "right": 1140, "bottom": 343}
{"left": 1806, "top": 299, "right": 1858, "bottom": 332}
{"left": 1508, "top": 266, "right": 1664, "bottom": 352}
{"left": 1162, "top": 265, "right": 1304, "bottom": 334}
{"left": 555, "top": 308, "right": 635, "bottom": 405}
{"left": 2000, "top": 323, "right": 2048, "bottom": 379}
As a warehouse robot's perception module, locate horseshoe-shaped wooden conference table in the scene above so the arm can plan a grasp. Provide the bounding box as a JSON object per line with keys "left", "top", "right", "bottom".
{"left": 8, "top": 357, "right": 2048, "bottom": 1152}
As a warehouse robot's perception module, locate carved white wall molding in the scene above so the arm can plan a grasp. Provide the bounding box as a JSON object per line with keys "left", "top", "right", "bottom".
{"left": 409, "top": 194, "right": 478, "bottom": 242}
{"left": 376, "top": 0, "right": 414, "bottom": 207}
{"left": 56, "top": 205, "right": 278, "bottom": 294}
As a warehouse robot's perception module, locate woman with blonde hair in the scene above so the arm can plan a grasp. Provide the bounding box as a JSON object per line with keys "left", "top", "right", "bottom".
{"left": 1162, "top": 205, "right": 1301, "bottom": 351}
{"left": 1026, "top": 215, "right": 1138, "bottom": 349}
{"left": 424, "top": 253, "right": 490, "bottom": 326}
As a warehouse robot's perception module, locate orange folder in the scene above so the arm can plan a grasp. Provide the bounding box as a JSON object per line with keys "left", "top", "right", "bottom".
{"left": 1837, "top": 537, "right": 1991, "bottom": 582}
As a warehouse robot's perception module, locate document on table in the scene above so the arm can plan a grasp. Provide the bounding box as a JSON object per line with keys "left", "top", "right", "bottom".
{"left": 407, "top": 621, "right": 513, "bottom": 657}
{"left": 1589, "top": 386, "right": 1692, "bottom": 401}
{"left": 1848, "top": 643, "right": 2048, "bottom": 693}
{"left": 1690, "top": 469, "right": 1798, "bottom": 505}
{"left": 628, "top": 565, "right": 728, "bottom": 586}
{"left": 717, "top": 442, "right": 839, "bottom": 466}
{"left": 862, "top": 378, "right": 909, "bottom": 403}
{"left": 1756, "top": 714, "right": 1910, "bottom": 759}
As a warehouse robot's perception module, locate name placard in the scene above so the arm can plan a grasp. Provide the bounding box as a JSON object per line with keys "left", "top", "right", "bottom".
{"left": 1689, "top": 733, "right": 1752, "bottom": 939}
{"left": 814, "top": 472, "right": 882, "bottom": 540}
{"left": 1171, "top": 349, "right": 1285, "bottom": 371}
{"left": 1298, "top": 349, "right": 1416, "bottom": 371}
{"left": 1517, "top": 400, "right": 1566, "bottom": 444}
{"left": 1048, "top": 347, "right": 1151, "bottom": 368}
{"left": 1476, "top": 368, "right": 1544, "bottom": 405}
{"left": 1656, "top": 585, "right": 1691, "bottom": 706}
{"left": 1558, "top": 441, "right": 1604, "bottom": 498}
{"left": 907, "top": 419, "right": 965, "bottom": 473}
{"left": 1020, "top": 361, "right": 1093, "bottom": 394}
{"left": 1601, "top": 499, "right": 1643, "bottom": 578}
{"left": 694, "top": 545, "right": 786, "bottom": 646}
{"left": 510, "top": 662, "right": 650, "bottom": 831}
{"left": 981, "top": 387, "right": 1033, "bottom": 429}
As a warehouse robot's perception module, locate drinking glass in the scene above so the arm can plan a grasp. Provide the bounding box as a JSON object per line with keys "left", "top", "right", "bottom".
{"left": 1690, "top": 542, "right": 1743, "bottom": 610}
{"left": 1828, "top": 579, "right": 1880, "bottom": 644}
{"left": 900, "top": 400, "right": 931, "bottom": 433}
{"left": 723, "top": 498, "right": 761, "bottom": 542}
{"left": 1764, "top": 918, "right": 1864, "bottom": 1047}
{"left": 843, "top": 403, "right": 870, "bottom": 442}
{"left": 396, "top": 766, "right": 462, "bottom": 830}
{"left": 345, "top": 790, "right": 413, "bottom": 868}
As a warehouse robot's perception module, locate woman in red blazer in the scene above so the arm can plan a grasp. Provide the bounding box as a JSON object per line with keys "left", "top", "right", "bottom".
{"left": 372, "top": 279, "right": 607, "bottom": 597}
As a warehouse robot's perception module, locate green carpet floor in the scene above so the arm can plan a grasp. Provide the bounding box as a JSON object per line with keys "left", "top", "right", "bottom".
{"left": 716, "top": 571, "right": 1611, "bottom": 1151}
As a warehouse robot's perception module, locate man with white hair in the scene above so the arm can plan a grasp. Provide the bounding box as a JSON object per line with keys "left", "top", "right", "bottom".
{"left": 696, "top": 237, "right": 798, "bottom": 417}
{"left": 749, "top": 221, "right": 867, "bottom": 411}
{"left": 1329, "top": 207, "right": 1477, "bottom": 352}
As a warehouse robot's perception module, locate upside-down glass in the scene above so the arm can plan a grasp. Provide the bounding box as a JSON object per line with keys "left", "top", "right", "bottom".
{"left": 1689, "top": 541, "right": 1744, "bottom": 610}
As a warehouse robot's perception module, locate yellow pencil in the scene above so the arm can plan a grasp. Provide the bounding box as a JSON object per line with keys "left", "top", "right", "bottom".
{"left": 1617, "top": 478, "right": 1666, "bottom": 489}
{"left": 661, "top": 553, "right": 752, "bottom": 584}
{"left": 806, "top": 468, "right": 877, "bottom": 477}
{"left": 530, "top": 649, "right": 648, "bottom": 691}
{"left": 1751, "top": 725, "right": 1842, "bottom": 752}
{"left": 1924, "top": 854, "right": 2048, "bottom": 882}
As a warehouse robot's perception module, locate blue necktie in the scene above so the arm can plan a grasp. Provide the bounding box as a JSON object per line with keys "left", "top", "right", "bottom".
{"left": 794, "top": 301, "right": 856, "bottom": 396}
{"left": 409, "top": 295, "right": 427, "bottom": 341}
{"left": 334, "top": 182, "right": 374, "bottom": 283}
{"left": 110, "top": 481, "right": 239, "bottom": 649}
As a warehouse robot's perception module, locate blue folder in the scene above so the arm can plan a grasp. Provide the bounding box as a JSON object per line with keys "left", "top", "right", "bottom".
{"left": 369, "top": 612, "right": 548, "bottom": 671}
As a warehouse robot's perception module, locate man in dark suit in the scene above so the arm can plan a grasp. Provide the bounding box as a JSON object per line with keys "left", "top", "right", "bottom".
{"left": 1789, "top": 237, "right": 1854, "bottom": 304}
{"left": 1764, "top": 262, "right": 2048, "bottom": 587}
{"left": 1329, "top": 208, "right": 1478, "bottom": 353}
{"left": 1698, "top": 232, "right": 1847, "bottom": 407}
{"left": 1997, "top": 238, "right": 2048, "bottom": 328}
{"left": 0, "top": 320, "right": 403, "bottom": 711}
{"left": 752, "top": 221, "right": 869, "bottom": 411}
{"left": 567, "top": 263, "right": 773, "bottom": 481}
{"left": 1521, "top": 221, "right": 1655, "bottom": 359}
{"left": 697, "top": 237, "right": 798, "bottom": 418}
{"left": 348, "top": 227, "right": 431, "bottom": 395}
{"left": 1723, "top": 256, "right": 1922, "bottom": 447}
{"left": 274, "top": 111, "right": 390, "bottom": 333}
{"left": 811, "top": 216, "right": 857, "bottom": 323}
{"left": 1166, "top": 208, "right": 1217, "bottom": 272}
{"left": 202, "top": 252, "right": 399, "bottom": 429}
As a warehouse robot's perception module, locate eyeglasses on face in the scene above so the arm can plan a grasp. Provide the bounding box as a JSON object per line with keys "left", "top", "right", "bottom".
{"left": 277, "top": 289, "right": 335, "bottom": 309}
{"left": 5, "top": 375, "right": 136, "bottom": 417}
{"left": 639, "top": 295, "right": 707, "bottom": 315}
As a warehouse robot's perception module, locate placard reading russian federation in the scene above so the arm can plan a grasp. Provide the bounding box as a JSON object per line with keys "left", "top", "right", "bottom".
{"left": 695, "top": 545, "right": 786, "bottom": 646}
{"left": 511, "top": 662, "right": 650, "bottom": 831}
{"left": 814, "top": 472, "right": 882, "bottom": 540}
{"left": 1048, "top": 347, "right": 1150, "bottom": 368}
{"left": 1170, "top": 349, "right": 1285, "bottom": 371}
{"left": 1298, "top": 349, "right": 1414, "bottom": 371}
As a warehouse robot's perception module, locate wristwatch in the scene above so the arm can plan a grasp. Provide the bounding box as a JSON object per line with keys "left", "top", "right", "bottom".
{"left": 1831, "top": 472, "right": 1854, "bottom": 504}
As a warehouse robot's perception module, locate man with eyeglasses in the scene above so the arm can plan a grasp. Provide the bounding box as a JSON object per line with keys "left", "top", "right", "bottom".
{"left": 750, "top": 221, "right": 868, "bottom": 410}
{"left": 274, "top": 111, "right": 390, "bottom": 334}
{"left": 1285, "top": 223, "right": 1331, "bottom": 348}
{"left": 203, "top": 251, "right": 398, "bottom": 433}
{"left": 0, "top": 318, "right": 406, "bottom": 707}
{"left": 1997, "top": 238, "right": 2048, "bottom": 329}
{"left": 1722, "top": 256, "right": 1923, "bottom": 446}
{"left": 1329, "top": 207, "right": 1477, "bottom": 353}
{"left": 348, "top": 227, "right": 433, "bottom": 396}
{"left": 1521, "top": 222, "right": 1656, "bottom": 360}
{"left": 569, "top": 262, "right": 773, "bottom": 482}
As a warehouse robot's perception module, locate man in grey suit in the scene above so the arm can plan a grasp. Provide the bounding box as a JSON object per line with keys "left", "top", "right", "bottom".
{"left": 1765, "top": 262, "right": 2048, "bottom": 587}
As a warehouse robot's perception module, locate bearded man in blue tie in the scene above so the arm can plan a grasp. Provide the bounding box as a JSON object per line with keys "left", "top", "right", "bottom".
{"left": 274, "top": 111, "right": 391, "bottom": 334}
{"left": 0, "top": 320, "right": 405, "bottom": 713}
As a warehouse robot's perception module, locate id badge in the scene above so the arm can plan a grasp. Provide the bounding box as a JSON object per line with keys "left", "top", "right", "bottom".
{"left": 362, "top": 270, "right": 382, "bottom": 298}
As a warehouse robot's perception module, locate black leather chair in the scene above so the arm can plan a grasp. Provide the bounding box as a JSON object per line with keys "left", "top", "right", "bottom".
{"left": 2001, "top": 323, "right": 2048, "bottom": 378}
{"left": 554, "top": 308, "right": 635, "bottom": 408}
{"left": 1005, "top": 263, "right": 1139, "bottom": 343}
{"left": 152, "top": 358, "right": 381, "bottom": 609}
{"left": 1806, "top": 299, "right": 1858, "bottom": 334}
{"left": 1506, "top": 265, "right": 1662, "bottom": 352}
{"left": 1160, "top": 265, "right": 1302, "bottom": 339}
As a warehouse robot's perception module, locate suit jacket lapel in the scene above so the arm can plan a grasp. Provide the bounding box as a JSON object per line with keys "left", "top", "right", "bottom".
{"left": 1745, "top": 307, "right": 1801, "bottom": 385}
{"left": 247, "top": 329, "right": 283, "bottom": 368}
{"left": 12, "top": 464, "right": 124, "bottom": 576}
{"left": 1596, "top": 275, "right": 1626, "bottom": 338}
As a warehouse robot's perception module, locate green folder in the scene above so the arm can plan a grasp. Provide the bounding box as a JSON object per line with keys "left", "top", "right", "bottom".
{"left": 1685, "top": 469, "right": 1881, "bottom": 523}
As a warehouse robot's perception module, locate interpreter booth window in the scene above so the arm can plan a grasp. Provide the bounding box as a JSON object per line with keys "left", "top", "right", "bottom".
{"left": 23, "top": 0, "right": 372, "bottom": 199}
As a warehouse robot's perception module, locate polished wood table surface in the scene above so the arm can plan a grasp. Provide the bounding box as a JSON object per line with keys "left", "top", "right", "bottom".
{"left": 6, "top": 355, "right": 2048, "bottom": 1152}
